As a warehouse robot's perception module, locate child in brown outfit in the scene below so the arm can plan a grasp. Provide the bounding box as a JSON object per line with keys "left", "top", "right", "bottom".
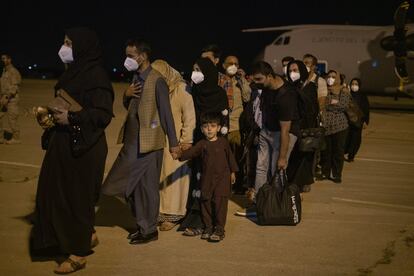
{"left": 177, "top": 112, "right": 238, "bottom": 242}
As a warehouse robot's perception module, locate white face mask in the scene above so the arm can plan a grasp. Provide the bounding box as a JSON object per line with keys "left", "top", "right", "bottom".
{"left": 282, "top": 65, "right": 287, "bottom": 76}
{"left": 58, "top": 45, "right": 73, "bottom": 64}
{"left": 226, "top": 65, "right": 238, "bottom": 76}
{"left": 351, "top": 85, "right": 359, "bottom": 92}
{"left": 306, "top": 66, "right": 311, "bottom": 73}
{"left": 290, "top": 71, "right": 301, "bottom": 82}
{"left": 124, "top": 57, "right": 139, "bottom": 71}
{"left": 327, "top": 77, "right": 335, "bottom": 86}
{"left": 191, "top": 71, "right": 205, "bottom": 84}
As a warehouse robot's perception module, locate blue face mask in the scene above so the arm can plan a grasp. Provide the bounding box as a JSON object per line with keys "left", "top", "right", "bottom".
{"left": 58, "top": 45, "right": 74, "bottom": 63}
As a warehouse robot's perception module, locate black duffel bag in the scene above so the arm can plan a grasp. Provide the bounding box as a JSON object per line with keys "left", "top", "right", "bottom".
{"left": 256, "top": 170, "right": 302, "bottom": 226}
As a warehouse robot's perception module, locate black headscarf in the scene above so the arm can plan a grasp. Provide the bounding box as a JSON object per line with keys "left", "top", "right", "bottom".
{"left": 192, "top": 57, "right": 228, "bottom": 117}
{"left": 55, "top": 27, "right": 113, "bottom": 105}
{"left": 286, "top": 60, "right": 309, "bottom": 88}
{"left": 349, "top": 77, "right": 362, "bottom": 87}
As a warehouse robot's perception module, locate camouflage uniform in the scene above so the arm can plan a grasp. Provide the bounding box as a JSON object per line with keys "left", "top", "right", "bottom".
{"left": 0, "top": 64, "right": 21, "bottom": 142}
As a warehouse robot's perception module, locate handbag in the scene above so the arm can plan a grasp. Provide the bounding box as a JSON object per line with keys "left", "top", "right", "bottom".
{"left": 345, "top": 96, "right": 363, "bottom": 128}
{"left": 299, "top": 113, "right": 325, "bottom": 152}
{"left": 299, "top": 127, "right": 325, "bottom": 152}
{"left": 256, "top": 170, "right": 302, "bottom": 226}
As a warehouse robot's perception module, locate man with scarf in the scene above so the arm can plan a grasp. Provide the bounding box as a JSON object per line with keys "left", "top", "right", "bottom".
{"left": 32, "top": 27, "right": 114, "bottom": 274}
{"left": 221, "top": 55, "right": 251, "bottom": 193}
{"left": 101, "top": 39, "right": 179, "bottom": 245}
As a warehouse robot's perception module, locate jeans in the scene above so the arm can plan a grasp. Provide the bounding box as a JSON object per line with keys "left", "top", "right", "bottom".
{"left": 254, "top": 128, "right": 297, "bottom": 194}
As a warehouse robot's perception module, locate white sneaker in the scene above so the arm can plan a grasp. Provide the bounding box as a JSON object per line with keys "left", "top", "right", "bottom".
{"left": 235, "top": 205, "right": 257, "bottom": 217}
{"left": 5, "top": 139, "right": 21, "bottom": 145}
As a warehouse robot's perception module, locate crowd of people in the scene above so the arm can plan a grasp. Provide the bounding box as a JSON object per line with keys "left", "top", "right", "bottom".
{"left": 0, "top": 27, "right": 370, "bottom": 274}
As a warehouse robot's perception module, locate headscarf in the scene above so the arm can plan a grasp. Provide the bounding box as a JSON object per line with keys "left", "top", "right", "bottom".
{"left": 327, "top": 70, "right": 342, "bottom": 95}
{"left": 192, "top": 57, "right": 228, "bottom": 116}
{"left": 151, "top": 59, "right": 185, "bottom": 93}
{"left": 349, "top": 77, "right": 362, "bottom": 88}
{"left": 55, "top": 27, "right": 113, "bottom": 105}
{"left": 286, "top": 59, "right": 309, "bottom": 88}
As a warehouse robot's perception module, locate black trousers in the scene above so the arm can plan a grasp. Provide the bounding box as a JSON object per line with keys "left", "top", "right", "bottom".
{"left": 346, "top": 126, "right": 363, "bottom": 159}
{"left": 321, "top": 129, "right": 348, "bottom": 179}
{"left": 201, "top": 196, "right": 229, "bottom": 231}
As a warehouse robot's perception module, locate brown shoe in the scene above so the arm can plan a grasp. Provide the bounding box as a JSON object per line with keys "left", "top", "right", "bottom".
{"left": 159, "top": 221, "right": 176, "bottom": 231}
{"left": 54, "top": 257, "right": 86, "bottom": 274}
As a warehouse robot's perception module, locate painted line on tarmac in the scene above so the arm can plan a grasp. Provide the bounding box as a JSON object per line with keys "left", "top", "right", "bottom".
{"left": 332, "top": 197, "right": 414, "bottom": 211}
{"left": 0, "top": 160, "right": 41, "bottom": 169}
{"left": 355, "top": 157, "right": 414, "bottom": 165}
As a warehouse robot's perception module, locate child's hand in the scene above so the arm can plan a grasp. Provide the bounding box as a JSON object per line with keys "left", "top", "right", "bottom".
{"left": 231, "top": 172, "right": 236, "bottom": 185}
{"left": 170, "top": 146, "right": 181, "bottom": 160}
{"left": 180, "top": 143, "right": 192, "bottom": 151}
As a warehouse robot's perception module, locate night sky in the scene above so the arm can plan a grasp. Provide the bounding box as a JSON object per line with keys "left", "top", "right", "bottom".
{"left": 2, "top": 1, "right": 412, "bottom": 79}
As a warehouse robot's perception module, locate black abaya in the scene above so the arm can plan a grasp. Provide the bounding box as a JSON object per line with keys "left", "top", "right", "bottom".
{"left": 32, "top": 27, "right": 113, "bottom": 256}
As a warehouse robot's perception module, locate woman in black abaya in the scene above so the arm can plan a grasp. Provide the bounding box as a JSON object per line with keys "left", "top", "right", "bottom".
{"left": 32, "top": 27, "right": 114, "bottom": 274}
{"left": 286, "top": 60, "right": 319, "bottom": 193}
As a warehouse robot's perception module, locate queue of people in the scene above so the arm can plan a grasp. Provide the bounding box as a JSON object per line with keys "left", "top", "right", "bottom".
{"left": 18, "top": 27, "right": 371, "bottom": 274}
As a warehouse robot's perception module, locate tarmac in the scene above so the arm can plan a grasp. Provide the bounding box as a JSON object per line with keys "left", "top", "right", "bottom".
{"left": 0, "top": 79, "right": 413, "bottom": 275}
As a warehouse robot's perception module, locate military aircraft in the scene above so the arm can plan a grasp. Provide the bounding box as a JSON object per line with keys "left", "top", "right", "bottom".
{"left": 243, "top": 1, "right": 414, "bottom": 97}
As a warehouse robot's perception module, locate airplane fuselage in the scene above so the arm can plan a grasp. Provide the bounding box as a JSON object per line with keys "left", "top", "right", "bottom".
{"left": 260, "top": 25, "right": 414, "bottom": 94}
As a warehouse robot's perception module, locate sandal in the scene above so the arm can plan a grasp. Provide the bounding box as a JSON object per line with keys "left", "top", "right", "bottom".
{"left": 182, "top": 227, "right": 203, "bottom": 237}
{"left": 91, "top": 237, "right": 99, "bottom": 248}
{"left": 201, "top": 227, "right": 213, "bottom": 240}
{"left": 159, "top": 221, "right": 177, "bottom": 231}
{"left": 54, "top": 257, "right": 86, "bottom": 275}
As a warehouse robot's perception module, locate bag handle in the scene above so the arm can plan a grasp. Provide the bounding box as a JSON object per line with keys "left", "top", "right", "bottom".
{"left": 270, "top": 169, "right": 288, "bottom": 190}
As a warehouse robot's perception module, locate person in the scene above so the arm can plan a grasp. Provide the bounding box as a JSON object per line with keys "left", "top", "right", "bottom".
{"left": 303, "top": 53, "right": 328, "bottom": 178}
{"left": 281, "top": 56, "right": 294, "bottom": 78}
{"left": 200, "top": 44, "right": 221, "bottom": 66}
{"left": 180, "top": 57, "right": 229, "bottom": 236}
{"left": 101, "top": 39, "right": 180, "bottom": 245}
{"left": 236, "top": 61, "right": 299, "bottom": 216}
{"left": 32, "top": 27, "right": 114, "bottom": 274}
{"left": 0, "top": 54, "right": 22, "bottom": 144}
{"left": 177, "top": 112, "right": 238, "bottom": 242}
{"left": 345, "top": 78, "right": 370, "bottom": 162}
{"left": 191, "top": 57, "right": 229, "bottom": 139}
{"left": 303, "top": 53, "right": 328, "bottom": 112}
{"left": 319, "top": 70, "right": 351, "bottom": 183}
{"left": 221, "top": 55, "right": 251, "bottom": 193}
{"left": 151, "top": 59, "right": 196, "bottom": 231}
{"left": 285, "top": 60, "right": 319, "bottom": 193}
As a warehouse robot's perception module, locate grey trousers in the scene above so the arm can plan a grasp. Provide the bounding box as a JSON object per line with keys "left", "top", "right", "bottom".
{"left": 128, "top": 149, "right": 163, "bottom": 235}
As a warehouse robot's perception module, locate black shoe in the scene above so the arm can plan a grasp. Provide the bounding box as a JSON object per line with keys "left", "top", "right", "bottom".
{"left": 315, "top": 174, "right": 328, "bottom": 181}
{"left": 129, "top": 230, "right": 158, "bottom": 245}
{"left": 127, "top": 230, "right": 140, "bottom": 240}
{"left": 332, "top": 177, "right": 342, "bottom": 183}
{"left": 302, "top": 185, "right": 311, "bottom": 193}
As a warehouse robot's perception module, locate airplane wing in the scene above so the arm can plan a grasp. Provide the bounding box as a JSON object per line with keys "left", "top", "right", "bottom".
{"left": 242, "top": 24, "right": 384, "bottom": 33}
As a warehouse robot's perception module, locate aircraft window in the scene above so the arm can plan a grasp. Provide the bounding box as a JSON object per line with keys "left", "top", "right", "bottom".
{"left": 316, "top": 60, "right": 328, "bottom": 75}
{"left": 284, "top": 36, "right": 290, "bottom": 45}
{"left": 273, "top": 37, "right": 283, "bottom": 45}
